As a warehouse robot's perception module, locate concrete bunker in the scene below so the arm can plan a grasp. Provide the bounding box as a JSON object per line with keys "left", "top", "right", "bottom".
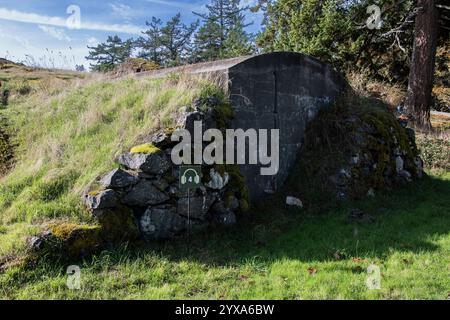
{"left": 139, "top": 52, "right": 348, "bottom": 201}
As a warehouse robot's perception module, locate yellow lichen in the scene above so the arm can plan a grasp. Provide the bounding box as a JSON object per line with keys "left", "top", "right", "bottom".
{"left": 130, "top": 143, "right": 161, "bottom": 154}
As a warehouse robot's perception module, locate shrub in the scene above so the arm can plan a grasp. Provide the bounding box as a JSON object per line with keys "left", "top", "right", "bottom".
{"left": 416, "top": 133, "right": 450, "bottom": 170}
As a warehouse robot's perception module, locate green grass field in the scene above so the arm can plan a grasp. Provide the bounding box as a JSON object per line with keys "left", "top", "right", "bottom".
{"left": 1, "top": 171, "right": 448, "bottom": 299}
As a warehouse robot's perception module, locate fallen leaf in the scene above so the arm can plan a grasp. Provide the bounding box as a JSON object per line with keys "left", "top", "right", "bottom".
{"left": 307, "top": 267, "right": 317, "bottom": 274}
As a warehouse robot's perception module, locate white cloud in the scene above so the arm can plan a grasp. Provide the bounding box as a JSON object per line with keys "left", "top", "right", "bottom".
{"left": 0, "top": 7, "right": 143, "bottom": 35}
{"left": 87, "top": 37, "right": 99, "bottom": 45}
{"left": 38, "top": 25, "right": 71, "bottom": 42}
{"left": 109, "top": 3, "right": 134, "bottom": 21}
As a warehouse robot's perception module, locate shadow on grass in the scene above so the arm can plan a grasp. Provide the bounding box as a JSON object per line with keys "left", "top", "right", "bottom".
{"left": 109, "top": 173, "right": 450, "bottom": 267}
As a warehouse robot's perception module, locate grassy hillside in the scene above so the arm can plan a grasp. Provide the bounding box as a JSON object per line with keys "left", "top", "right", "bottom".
{"left": 0, "top": 68, "right": 220, "bottom": 261}
{"left": 0, "top": 64, "right": 449, "bottom": 299}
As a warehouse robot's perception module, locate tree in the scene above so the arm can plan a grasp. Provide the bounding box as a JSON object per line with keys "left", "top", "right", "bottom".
{"left": 136, "top": 17, "right": 163, "bottom": 64}
{"left": 193, "top": 0, "right": 253, "bottom": 61}
{"left": 404, "top": 0, "right": 440, "bottom": 130}
{"left": 160, "top": 13, "right": 199, "bottom": 65}
{"left": 256, "top": 0, "right": 417, "bottom": 81}
{"left": 223, "top": 12, "right": 255, "bottom": 57}
{"left": 86, "top": 35, "right": 133, "bottom": 72}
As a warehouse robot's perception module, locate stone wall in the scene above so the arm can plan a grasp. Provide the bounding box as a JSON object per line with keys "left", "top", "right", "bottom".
{"left": 136, "top": 53, "right": 349, "bottom": 200}
{"left": 84, "top": 100, "right": 247, "bottom": 241}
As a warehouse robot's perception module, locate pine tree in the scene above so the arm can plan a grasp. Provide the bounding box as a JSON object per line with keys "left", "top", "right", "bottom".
{"left": 193, "top": 0, "right": 253, "bottom": 61}
{"left": 159, "top": 13, "right": 199, "bottom": 65}
{"left": 223, "top": 18, "right": 255, "bottom": 58}
{"left": 86, "top": 35, "right": 133, "bottom": 72}
{"left": 136, "top": 17, "right": 163, "bottom": 64}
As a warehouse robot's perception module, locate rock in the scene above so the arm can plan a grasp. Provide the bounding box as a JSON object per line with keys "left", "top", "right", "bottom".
{"left": 398, "top": 170, "right": 412, "bottom": 181}
{"left": 92, "top": 206, "right": 140, "bottom": 242}
{"left": 177, "top": 193, "right": 216, "bottom": 220}
{"left": 226, "top": 195, "right": 240, "bottom": 211}
{"left": 27, "top": 231, "right": 54, "bottom": 251}
{"left": 286, "top": 196, "right": 303, "bottom": 208}
{"left": 206, "top": 168, "right": 229, "bottom": 190}
{"left": 122, "top": 180, "right": 170, "bottom": 206}
{"left": 100, "top": 168, "right": 137, "bottom": 189}
{"left": 139, "top": 205, "right": 187, "bottom": 240}
{"left": 210, "top": 201, "right": 237, "bottom": 225}
{"left": 395, "top": 156, "right": 404, "bottom": 173}
{"left": 213, "top": 210, "right": 236, "bottom": 226}
{"left": 150, "top": 131, "right": 173, "bottom": 148}
{"left": 178, "top": 110, "right": 204, "bottom": 133}
{"left": 414, "top": 157, "right": 424, "bottom": 178}
{"left": 350, "top": 154, "right": 360, "bottom": 165}
{"left": 29, "top": 223, "right": 103, "bottom": 259}
{"left": 118, "top": 152, "right": 171, "bottom": 175}
{"left": 84, "top": 189, "right": 119, "bottom": 210}
{"left": 152, "top": 177, "right": 170, "bottom": 192}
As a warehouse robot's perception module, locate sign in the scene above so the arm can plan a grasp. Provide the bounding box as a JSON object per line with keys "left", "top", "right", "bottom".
{"left": 179, "top": 166, "right": 202, "bottom": 191}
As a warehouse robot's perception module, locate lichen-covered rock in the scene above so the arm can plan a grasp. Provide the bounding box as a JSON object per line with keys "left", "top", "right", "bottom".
{"left": 28, "top": 223, "right": 103, "bottom": 259}
{"left": 100, "top": 168, "right": 137, "bottom": 189}
{"left": 176, "top": 193, "right": 216, "bottom": 220}
{"left": 118, "top": 151, "right": 171, "bottom": 174}
{"left": 206, "top": 168, "right": 229, "bottom": 190}
{"left": 139, "top": 205, "right": 188, "bottom": 240}
{"left": 84, "top": 189, "right": 119, "bottom": 210}
{"left": 122, "top": 180, "right": 170, "bottom": 206}
{"left": 92, "top": 206, "right": 140, "bottom": 242}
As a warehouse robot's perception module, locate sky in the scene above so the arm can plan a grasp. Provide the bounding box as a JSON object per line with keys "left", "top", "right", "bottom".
{"left": 0, "top": 0, "right": 262, "bottom": 69}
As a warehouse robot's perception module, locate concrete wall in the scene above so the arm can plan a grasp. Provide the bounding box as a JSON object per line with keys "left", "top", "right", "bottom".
{"left": 227, "top": 52, "right": 348, "bottom": 201}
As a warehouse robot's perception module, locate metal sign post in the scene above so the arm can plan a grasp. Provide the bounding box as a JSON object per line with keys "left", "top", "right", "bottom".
{"left": 179, "top": 166, "right": 202, "bottom": 239}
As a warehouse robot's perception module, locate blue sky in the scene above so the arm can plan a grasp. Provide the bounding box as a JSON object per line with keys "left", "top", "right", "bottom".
{"left": 0, "top": 0, "right": 262, "bottom": 69}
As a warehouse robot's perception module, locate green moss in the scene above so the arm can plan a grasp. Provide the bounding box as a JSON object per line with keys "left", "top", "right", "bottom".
{"left": 130, "top": 143, "right": 161, "bottom": 154}
{"left": 215, "top": 164, "right": 250, "bottom": 212}
{"left": 48, "top": 222, "right": 103, "bottom": 258}
{"left": 95, "top": 206, "right": 140, "bottom": 243}
{"left": 49, "top": 222, "right": 100, "bottom": 241}
{"left": 284, "top": 92, "right": 421, "bottom": 205}
{"left": 213, "top": 102, "right": 235, "bottom": 129}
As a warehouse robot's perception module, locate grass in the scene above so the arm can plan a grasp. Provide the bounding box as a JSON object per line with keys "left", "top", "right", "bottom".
{"left": 0, "top": 171, "right": 449, "bottom": 299}
{"left": 0, "top": 69, "right": 226, "bottom": 266}
{"left": 0, "top": 74, "right": 221, "bottom": 225}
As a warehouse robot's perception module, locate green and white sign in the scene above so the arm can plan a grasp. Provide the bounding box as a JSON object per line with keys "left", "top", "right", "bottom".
{"left": 179, "top": 166, "right": 202, "bottom": 190}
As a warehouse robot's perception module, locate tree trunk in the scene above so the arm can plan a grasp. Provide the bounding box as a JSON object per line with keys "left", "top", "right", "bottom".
{"left": 405, "top": 0, "right": 439, "bottom": 131}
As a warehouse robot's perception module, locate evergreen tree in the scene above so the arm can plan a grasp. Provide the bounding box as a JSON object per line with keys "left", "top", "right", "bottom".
{"left": 256, "top": 0, "right": 417, "bottom": 82}
{"left": 136, "top": 17, "right": 163, "bottom": 64}
{"left": 86, "top": 35, "right": 133, "bottom": 72}
{"left": 160, "top": 13, "right": 199, "bottom": 65}
{"left": 193, "top": 0, "right": 254, "bottom": 61}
